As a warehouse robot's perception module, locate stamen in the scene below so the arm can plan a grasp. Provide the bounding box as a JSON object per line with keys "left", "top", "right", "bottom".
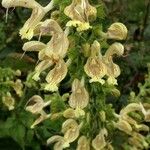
{"left": 20, "top": 51, "right": 26, "bottom": 60}
{"left": 5, "top": 8, "right": 9, "bottom": 23}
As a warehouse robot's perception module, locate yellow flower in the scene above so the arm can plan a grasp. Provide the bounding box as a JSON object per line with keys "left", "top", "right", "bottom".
{"left": 62, "top": 119, "right": 80, "bottom": 143}
{"left": 19, "top": 7, "right": 46, "bottom": 40}
{"left": 2, "top": 0, "right": 54, "bottom": 40}
{"left": 31, "top": 114, "right": 51, "bottom": 129}
{"left": 67, "top": 78, "right": 89, "bottom": 118}
{"left": 92, "top": 128, "right": 108, "bottom": 150}
{"left": 25, "top": 95, "right": 51, "bottom": 114}
{"left": 114, "top": 119, "right": 132, "bottom": 135}
{"left": 69, "top": 78, "right": 89, "bottom": 109}
{"left": 34, "top": 19, "right": 63, "bottom": 36}
{"left": 33, "top": 19, "right": 69, "bottom": 59}
{"left": 64, "top": 0, "right": 97, "bottom": 31}
{"left": 128, "top": 132, "right": 149, "bottom": 149}
{"left": 77, "top": 136, "right": 90, "bottom": 150}
{"left": 43, "top": 20, "right": 69, "bottom": 59}
{"left": 103, "top": 42, "right": 124, "bottom": 85}
{"left": 2, "top": 92, "right": 15, "bottom": 111}
{"left": 12, "top": 79, "right": 23, "bottom": 97}
{"left": 107, "top": 22, "right": 128, "bottom": 40}
{"left": 47, "top": 119, "right": 80, "bottom": 150}
{"left": 84, "top": 41, "right": 106, "bottom": 84}
{"left": 45, "top": 59, "right": 68, "bottom": 92}
{"left": 32, "top": 59, "right": 53, "bottom": 81}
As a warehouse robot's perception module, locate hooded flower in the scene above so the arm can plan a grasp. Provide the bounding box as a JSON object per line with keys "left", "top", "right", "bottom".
{"left": 114, "top": 119, "right": 133, "bottom": 135}
{"left": 103, "top": 42, "right": 124, "bottom": 85}
{"left": 25, "top": 95, "right": 51, "bottom": 114}
{"left": 77, "top": 136, "right": 90, "bottom": 150}
{"left": 92, "top": 128, "right": 108, "bottom": 150}
{"left": 47, "top": 119, "right": 80, "bottom": 150}
{"left": 2, "top": 0, "right": 54, "bottom": 40}
{"left": 107, "top": 22, "right": 128, "bottom": 40}
{"left": 64, "top": 0, "right": 97, "bottom": 31}
{"left": 45, "top": 59, "right": 68, "bottom": 92}
{"left": 25, "top": 95, "right": 51, "bottom": 128}
{"left": 66, "top": 78, "right": 89, "bottom": 118}
{"left": 84, "top": 41, "right": 106, "bottom": 84}
{"left": 37, "top": 19, "right": 70, "bottom": 59}
{"left": 2, "top": 92, "right": 15, "bottom": 111}
{"left": 19, "top": 7, "right": 46, "bottom": 40}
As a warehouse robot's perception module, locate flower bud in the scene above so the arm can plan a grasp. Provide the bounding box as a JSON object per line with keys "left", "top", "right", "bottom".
{"left": 2, "top": 92, "right": 15, "bottom": 111}
{"left": 107, "top": 22, "right": 128, "bottom": 40}
{"left": 25, "top": 95, "right": 51, "bottom": 114}
{"left": 114, "top": 119, "right": 132, "bottom": 135}
{"left": 92, "top": 128, "right": 108, "bottom": 150}
{"left": 64, "top": 0, "right": 97, "bottom": 31}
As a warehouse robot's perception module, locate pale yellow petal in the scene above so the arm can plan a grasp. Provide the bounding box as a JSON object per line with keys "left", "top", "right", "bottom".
{"left": 32, "top": 60, "right": 53, "bottom": 81}
{"left": 69, "top": 79, "right": 89, "bottom": 109}
{"left": 77, "top": 136, "right": 90, "bottom": 150}
{"left": 84, "top": 57, "right": 106, "bottom": 84}
{"left": 92, "top": 129, "right": 107, "bottom": 150}
{"left": 23, "top": 41, "right": 46, "bottom": 52}
{"left": 114, "top": 119, "right": 132, "bottom": 135}
{"left": 107, "top": 22, "right": 128, "bottom": 40}
{"left": 45, "top": 59, "right": 67, "bottom": 92}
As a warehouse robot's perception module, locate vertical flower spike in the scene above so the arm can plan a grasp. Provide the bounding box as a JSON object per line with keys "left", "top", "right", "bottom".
{"left": 64, "top": 0, "right": 97, "bottom": 31}
{"left": 107, "top": 22, "right": 128, "bottom": 40}
{"left": 34, "top": 19, "right": 69, "bottom": 59}
{"left": 103, "top": 42, "right": 124, "bottom": 85}
{"left": 68, "top": 78, "right": 89, "bottom": 117}
{"left": 84, "top": 41, "right": 106, "bottom": 84}
{"left": 45, "top": 59, "right": 68, "bottom": 92}
{"left": 2, "top": 92, "right": 15, "bottom": 110}
{"left": 77, "top": 136, "right": 90, "bottom": 150}
{"left": 25, "top": 95, "right": 51, "bottom": 114}
{"left": 92, "top": 128, "right": 108, "bottom": 150}
{"left": 23, "top": 41, "right": 46, "bottom": 52}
